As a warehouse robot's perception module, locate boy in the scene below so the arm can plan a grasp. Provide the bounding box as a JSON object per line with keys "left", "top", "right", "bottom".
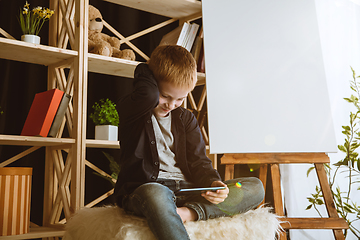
{"left": 114, "top": 45, "right": 264, "bottom": 240}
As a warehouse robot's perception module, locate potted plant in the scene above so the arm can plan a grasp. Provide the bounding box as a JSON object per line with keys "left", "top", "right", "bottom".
{"left": 18, "top": 1, "right": 54, "bottom": 44}
{"left": 93, "top": 151, "right": 120, "bottom": 187}
{"left": 89, "top": 98, "right": 119, "bottom": 141}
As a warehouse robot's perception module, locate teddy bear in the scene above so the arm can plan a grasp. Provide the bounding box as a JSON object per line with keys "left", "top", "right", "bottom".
{"left": 88, "top": 5, "right": 136, "bottom": 61}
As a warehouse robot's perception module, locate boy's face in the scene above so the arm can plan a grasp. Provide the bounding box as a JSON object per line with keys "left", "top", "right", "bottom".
{"left": 153, "top": 81, "right": 190, "bottom": 118}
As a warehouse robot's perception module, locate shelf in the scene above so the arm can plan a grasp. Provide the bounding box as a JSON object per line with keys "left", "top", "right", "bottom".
{"left": 0, "top": 38, "right": 206, "bottom": 83}
{"left": 0, "top": 226, "right": 65, "bottom": 240}
{"left": 88, "top": 53, "right": 206, "bottom": 84}
{"left": 88, "top": 53, "right": 140, "bottom": 78}
{"left": 86, "top": 139, "right": 120, "bottom": 149}
{"left": 0, "top": 134, "right": 75, "bottom": 147}
{"left": 0, "top": 37, "right": 77, "bottom": 66}
{"left": 103, "top": 0, "right": 202, "bottom": 18}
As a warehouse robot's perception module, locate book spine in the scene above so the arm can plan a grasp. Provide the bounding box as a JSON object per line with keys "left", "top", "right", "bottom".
{"left": 48, "top": 93, "right": 71, "bottom": 137}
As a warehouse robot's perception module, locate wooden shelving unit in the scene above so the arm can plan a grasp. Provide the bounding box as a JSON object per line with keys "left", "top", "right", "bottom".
{"left": 0, "top": 0, "right": 205, "bottom": 239}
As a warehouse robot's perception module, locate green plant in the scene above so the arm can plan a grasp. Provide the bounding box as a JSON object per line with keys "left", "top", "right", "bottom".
{"left": 18, "top": 1, "right": 54, "bottom": 36}
{"left": 306, "top": 67, "right": 360, "bottom": 239}
{"left": 93, "top": 151, "right": 120, "bottom": 187}
{"left": 89, "top": 98, "right": 119, "bottom": 126}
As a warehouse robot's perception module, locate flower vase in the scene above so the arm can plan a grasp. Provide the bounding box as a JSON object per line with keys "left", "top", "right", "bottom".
{"left": 21, "top": 34, "right": 40, "bottom": 44}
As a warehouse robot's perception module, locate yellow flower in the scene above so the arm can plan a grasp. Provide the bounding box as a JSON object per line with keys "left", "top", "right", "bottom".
{"left": 19, "top": 1, "right": 55, "bottom": 35}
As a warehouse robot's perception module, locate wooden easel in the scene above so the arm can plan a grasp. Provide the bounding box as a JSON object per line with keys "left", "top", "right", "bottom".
{"left": 221, "top": 153, "right": 348, "bottom": 240}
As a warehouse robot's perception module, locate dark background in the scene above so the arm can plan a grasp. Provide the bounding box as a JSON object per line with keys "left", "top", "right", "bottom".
{"left": 0, "top": 0, "right": 264, "bottom": 227}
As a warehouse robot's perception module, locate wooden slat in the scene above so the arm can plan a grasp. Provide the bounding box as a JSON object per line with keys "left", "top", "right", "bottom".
{"left": 103, "top": 0, "right": 202, "bottom": 19}
{"left": 70, "top": 0, "right": 88, "bottom": 213}
{"left": 221, "top": 153, "right": 330, "bottom": 164}
{"left": 0, "top": 38, "right": 77, "bottom": 66}
{"left": 119, "top": 18, "right": 178, "bottom": 44}
{"left": 0, "top": 227, "right": 64, "bottom": 239}
{"left": 85, "top": 189, "right": 114, "bottom": 209}
{"left": 281, "top": 218, "right": 348, "bottom": 230}
{"left": 271, "top": 164, "right": 284, "bottom": 216}
{"left": 259, "top": 164, "right": 268, "bottom": 205}
{"left": 0, "top": 135, "right": 75, "bottom": 147}
{"left": 0, "top": 28, "right": 15, "bottom": 39}
{"left": 0, "top": 147, "right": 41, "bottom": 167}
{"left": 103, "top": 21, "right": 149, "bottom": 61}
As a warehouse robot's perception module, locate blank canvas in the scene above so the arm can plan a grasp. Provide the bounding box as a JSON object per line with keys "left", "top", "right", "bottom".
{"left": 202, "top": 0, "right": 337, "bottom": 153}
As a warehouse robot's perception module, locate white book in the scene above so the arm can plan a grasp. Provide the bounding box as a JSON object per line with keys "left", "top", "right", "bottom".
{"left": 184, "top": 23, "right": 200, "bottom": 51}
{"left": 176, "top": 22, "right": 191, "bottom": 47}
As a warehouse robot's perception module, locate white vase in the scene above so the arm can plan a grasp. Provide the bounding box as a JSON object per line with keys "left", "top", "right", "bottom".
{"left": 95, "top": 125, "right": 118, "bottom": 141}
{"left": 21, "top": 34, "right": 40, "bottom": 44}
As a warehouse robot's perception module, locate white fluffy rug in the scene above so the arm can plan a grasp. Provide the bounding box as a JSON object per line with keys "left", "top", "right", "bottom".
{"left": 63, "top": 205, "right": 282, "bottom": 240}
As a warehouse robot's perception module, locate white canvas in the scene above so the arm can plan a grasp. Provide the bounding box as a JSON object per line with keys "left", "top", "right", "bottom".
{"left": 202, "top": 0, "right": 337, "bottom": 153}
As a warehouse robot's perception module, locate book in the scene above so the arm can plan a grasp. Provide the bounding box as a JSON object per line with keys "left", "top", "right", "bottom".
{"left": 21, "top": 89, "right": 64, "bottom": 137}
{"left": 197, "top": 45, "right": 205, "bottom": 73}
{"left": 176, "top": 22, "right": 191, "bottom": 47}
{"left": 184, "top": 23, "right": 200, "bottom": 52}
{"left": 47, "top": 92, "right": 71, "bottom": 137}
{"left": 191, "top": 27, "right": 203, "bottom": 63}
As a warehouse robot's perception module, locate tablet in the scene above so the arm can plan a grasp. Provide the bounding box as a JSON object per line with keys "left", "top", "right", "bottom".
{"left": 174, "top": 186, "right": 226, "bottom": 196}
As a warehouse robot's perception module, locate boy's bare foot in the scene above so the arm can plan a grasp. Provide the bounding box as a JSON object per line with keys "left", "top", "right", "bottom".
{"left": 176, "top": 207, "right": 197, "bottom": 223}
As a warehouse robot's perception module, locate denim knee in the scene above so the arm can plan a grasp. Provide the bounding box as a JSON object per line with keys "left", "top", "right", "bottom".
{"left": 127, "top": 182, "right": 176, "bottom": 216}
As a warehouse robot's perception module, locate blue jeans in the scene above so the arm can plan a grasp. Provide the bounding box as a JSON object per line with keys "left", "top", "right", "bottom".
{"left": 122, "top": 177, "right": 265, "bottom": 240}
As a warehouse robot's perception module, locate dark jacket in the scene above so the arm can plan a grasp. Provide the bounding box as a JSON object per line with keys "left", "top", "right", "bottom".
{"left": 114, "top": 63, "right": 221, "bottom": 207}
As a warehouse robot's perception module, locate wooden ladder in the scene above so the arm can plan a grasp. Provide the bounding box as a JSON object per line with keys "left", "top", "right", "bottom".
{"left": 221, "top": 153, "right": 348, "bottom": 240}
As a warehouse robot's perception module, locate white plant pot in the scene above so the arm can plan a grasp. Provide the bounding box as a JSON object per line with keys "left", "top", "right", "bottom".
{"left": 21, "top": 34, "right": 40, "bottom": 44}
{"left": 95, "top": 125, "right": 118, "bottom": 141}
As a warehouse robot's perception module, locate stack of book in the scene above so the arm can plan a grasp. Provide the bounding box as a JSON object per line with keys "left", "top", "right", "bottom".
{"left": 21, "top": 88, "right": 71, "bottom": 137}
{"left": 159, "top": 22, "right": 205, "bottom": 73}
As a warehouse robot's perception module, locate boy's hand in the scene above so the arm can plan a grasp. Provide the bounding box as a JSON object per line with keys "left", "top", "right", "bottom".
{"left": 201, "top": 181, "right": 229, "bottom": 204}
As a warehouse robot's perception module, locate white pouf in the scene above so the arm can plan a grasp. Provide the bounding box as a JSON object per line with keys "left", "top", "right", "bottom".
{"left": 63, "top": 205, "right": 282, "bottom": 240}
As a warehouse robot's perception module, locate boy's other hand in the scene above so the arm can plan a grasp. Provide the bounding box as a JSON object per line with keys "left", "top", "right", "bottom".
{"left": 201, "top": 181, "right": 229, "bottom": 204}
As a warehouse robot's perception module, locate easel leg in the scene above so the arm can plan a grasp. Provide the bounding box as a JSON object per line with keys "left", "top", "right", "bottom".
{"left": 315, "top": 163, "right": 345, "bottom": 240}
{"left": 270, "top": 163, "right": 287, "bottom": 240}
{"left": 259, "top": 164, "right": 268, "bottom": 205}
{"left": 224, "top": 164, "right": 234, "bottom": 181}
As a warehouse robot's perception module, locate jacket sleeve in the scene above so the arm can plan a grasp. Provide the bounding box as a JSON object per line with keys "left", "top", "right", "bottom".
{"left": 117, "top": 63, "right": 159, "bottom": 127}
{"left": 183, "top": 111, "right": 222, "bottom": 187}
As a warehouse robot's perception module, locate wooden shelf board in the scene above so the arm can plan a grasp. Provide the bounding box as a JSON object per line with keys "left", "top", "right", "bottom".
{"left": 88, "top": 53, "right": 140, "bottom": 78}
{"left": 0, "top": 227, "right": 65, "bottom": 239}
{"left": 0, "top": 37, "right": 77, "bottom": 66}
{"left": 0, "top": 135, "right": 75, "bottom": 147}
{"left": 88, "top": 54, "right": 206, "bottom": 83}
{"left": 103, "top": 0, "right": 202, "bottom": 18}
{"left": 86, "top": 139, "right": 120, "bottom": 149}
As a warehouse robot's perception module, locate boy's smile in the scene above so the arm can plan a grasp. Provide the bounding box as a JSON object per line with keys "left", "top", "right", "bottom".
{"left": 153, "top": 81, "right": 190, "bottom": 118}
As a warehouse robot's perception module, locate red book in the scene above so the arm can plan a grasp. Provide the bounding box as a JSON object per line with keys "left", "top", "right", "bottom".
{"left": 21, "top": 89, "right": 64, "bottom": 137}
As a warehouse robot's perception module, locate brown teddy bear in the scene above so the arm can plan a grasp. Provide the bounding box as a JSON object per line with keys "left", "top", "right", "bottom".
{"left": 88, "top": 5, "right": 136, "bottom": 60}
